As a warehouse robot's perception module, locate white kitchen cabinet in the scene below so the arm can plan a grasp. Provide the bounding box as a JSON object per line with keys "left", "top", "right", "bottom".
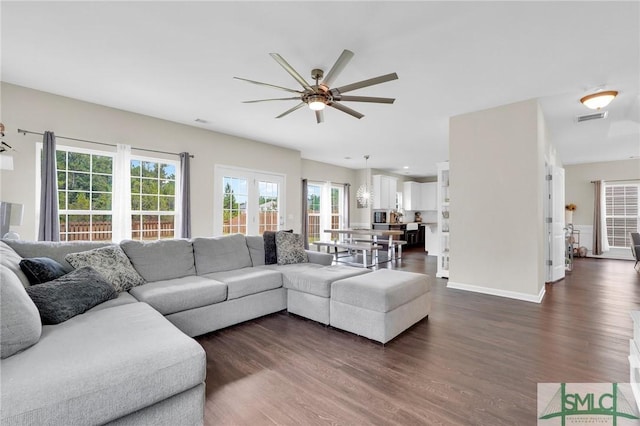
{"left": 403, "top": 181, "right": 421, "bottom": 211}
{"left": 372, "top": 175, "right": 398, "bottom": 210}
{"left": 420, "top": 182, "right": 437, "bottom": 211}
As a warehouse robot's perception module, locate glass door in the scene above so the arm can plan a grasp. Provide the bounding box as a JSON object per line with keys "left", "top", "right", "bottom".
{"left": 214, "top": 166, "right": 285, "bottom": 236}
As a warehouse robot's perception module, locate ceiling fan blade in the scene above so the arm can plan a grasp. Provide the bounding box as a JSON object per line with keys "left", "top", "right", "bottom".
{"left": 332, "top": 72, "right": 399, "bottom": 95}
{"left": 269, "top": 53, "right": 314, "bottom": 92}
{"left": 329, "top": 102, "right": 364, "bottom": 119}
{"left": 243, "top": 97, "right": 301, "bottom": 103}
{"left": 276, "top": 102, "right": 306, "bottom": 119}
{"left": 315, "top": 110, "right": 324, "bottom": 124}
{"left": 233, "top": 77, "right": 302, "bottom": 94}
{"left": 320, "top": 49, "right": 354, "bottom": 90}
{"left": 337, "top": 95, "right": 395, "bottom": 104}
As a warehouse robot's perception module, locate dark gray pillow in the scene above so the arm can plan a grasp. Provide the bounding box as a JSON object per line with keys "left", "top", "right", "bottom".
{"left": 263, "top": 229, "right": 292, "bottom": 265}
{"left": 19, "top": 257, "right": 67, "bottom": 285}
{"left": 25, "top": 267, "right": 117, "bottom": 325}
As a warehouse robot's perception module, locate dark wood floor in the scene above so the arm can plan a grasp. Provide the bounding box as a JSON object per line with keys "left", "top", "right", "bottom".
{"left": 197, "top": 248, "right": 640, "bottom": 425}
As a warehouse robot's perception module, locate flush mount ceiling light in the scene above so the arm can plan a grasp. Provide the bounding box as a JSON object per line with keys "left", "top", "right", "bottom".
{"left": 580, "top": 90, "right": 618, "bottom": 110}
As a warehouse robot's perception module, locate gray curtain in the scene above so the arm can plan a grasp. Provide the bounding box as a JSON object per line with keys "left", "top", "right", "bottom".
{"left": 343, "top": 183, "right": 350, "bottom": 229}
{"left": 38, "top": 131, "right": 60, "bottom": 241}
{"left": 593, "top": 180, "right": 605, "bottom": 255}
{"left": 302, "top": 179, "right": 309, "bottom": 249}
{"left": 179, "top": 152, "right": 191, "bottom": 239}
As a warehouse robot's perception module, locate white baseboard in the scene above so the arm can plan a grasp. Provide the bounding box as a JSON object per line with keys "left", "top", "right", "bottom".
{"left": 447, "top": 281, "right": 546, "bottom": 303}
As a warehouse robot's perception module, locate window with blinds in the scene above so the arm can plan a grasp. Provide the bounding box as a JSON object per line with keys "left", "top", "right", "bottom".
{"left": 605, "top": 184, "right": 639, "bottom": 247}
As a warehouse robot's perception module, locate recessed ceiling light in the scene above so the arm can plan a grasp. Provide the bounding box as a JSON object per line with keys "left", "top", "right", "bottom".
{"left": 403, "top": 166, "right": 409, "bottom": 169}
{"left": 344, "top": 156, "right": 352, "bottom": 160}
{"left": 194, "top": 118, "right": 209, "bottom": 124}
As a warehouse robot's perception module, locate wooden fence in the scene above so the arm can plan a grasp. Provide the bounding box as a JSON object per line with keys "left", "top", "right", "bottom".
{"left": 60, "top": 220, "right": 174, "bottom": 241}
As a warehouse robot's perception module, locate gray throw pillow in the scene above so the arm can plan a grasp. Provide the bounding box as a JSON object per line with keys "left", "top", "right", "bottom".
{"left": 276, "top": 232, "right": 308, "bottom": 265}
{"left": 25, "top": 267, "right": 118, "bottom": 325}
{"left": 263, "top": 229, "right": 292, "bottom": 265}
{"left": 1, "top": 265, "right": 42, "bottom": 358}
{"left": 19, "top": 257, "right": 67, "bottom": 285}
{"left": 65, "top": 245, "right": 145, "bottom": 293}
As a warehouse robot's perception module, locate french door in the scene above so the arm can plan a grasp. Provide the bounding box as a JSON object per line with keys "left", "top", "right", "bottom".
{"left": 214, "top": 166, "right": 285, "bottom": 236}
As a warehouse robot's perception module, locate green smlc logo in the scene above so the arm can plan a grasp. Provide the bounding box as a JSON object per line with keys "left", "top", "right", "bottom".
{"left": 539, "top": 383, "right": 639, "bottom": 425}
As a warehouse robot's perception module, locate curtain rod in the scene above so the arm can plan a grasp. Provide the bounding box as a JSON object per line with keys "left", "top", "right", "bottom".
{"left": 590, "top": 179, "right": 640, "bottom": 183}
{"left": 17, "top": 129, "right": 194, "bottom": 158}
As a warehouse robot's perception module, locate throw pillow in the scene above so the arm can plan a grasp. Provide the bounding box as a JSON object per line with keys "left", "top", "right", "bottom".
{"left": 25, "top": 266, "right": 117, "bottom": 325}
{"left": 264, "top": 229, "right": 293, "bottom": 265}
{"left": 1, "top": 265, "right": 42, "bottom": 358}
{"left": 19, "top": 257, "right": 67, "bottom": 285}
{"left": 65, "top": 245, "right": 145, "bottom": 293}
{"left": 276, "top": 231, "right": 308, "bottom": 265}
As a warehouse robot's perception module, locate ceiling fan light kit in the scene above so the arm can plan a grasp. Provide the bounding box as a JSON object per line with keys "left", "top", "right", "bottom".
{"left": 580, "top": 90, "right": 618, "bottom": 110}
{"left": 235, "top": 49, "right": 398, "bottom": 123}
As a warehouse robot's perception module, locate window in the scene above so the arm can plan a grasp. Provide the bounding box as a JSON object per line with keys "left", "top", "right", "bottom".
{"left": 43, "top": 145, "right": 179, "bottom": 242}
{"left": 130, "top": 159, "right": 178, "bottom": 240}
{"left": 56, "top": 148, "right": 115, "bottom": 241}
{"left": 605, "top": 183, "right": 639, "bottom": 247}
{"left": 214, "top": 166, "right": 285, "bottom": 236}
{"left": 307, "top": 182, "right": 344, "bottom": 245}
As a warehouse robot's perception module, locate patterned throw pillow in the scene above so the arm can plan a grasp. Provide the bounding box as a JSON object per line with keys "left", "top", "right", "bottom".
{"left": 275, "top": 232, "right": 308, "bottom": 265}
{"left": 65, "top": 245, "right": 145, "bottom": 293}
{"left": 263, "top": 229, "right": 293, "bottom": 265}
{"left": 25, "top": 267, "right": 117, "bottom": 324}
{"left": 19, "top": 257, "right": 67, "bottom": 285}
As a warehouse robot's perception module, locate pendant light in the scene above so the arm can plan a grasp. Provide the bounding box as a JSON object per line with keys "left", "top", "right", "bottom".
{"left": 356, "top": 155, "right": 373, "bottom": 207}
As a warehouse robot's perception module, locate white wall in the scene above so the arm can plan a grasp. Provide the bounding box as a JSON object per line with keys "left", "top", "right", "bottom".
{"left": 0, "top": 83, "right": 304, "bottom": 239}
{"left": 449, "top": 98, "right": 546, "bottom": 302}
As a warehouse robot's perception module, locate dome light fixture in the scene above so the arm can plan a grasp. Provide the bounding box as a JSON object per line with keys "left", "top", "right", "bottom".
{"left": 307, "top": 94, "right": 326, "bottom": 111}
{"left": 580, "top": 90, "right": 618, "bottom": 110}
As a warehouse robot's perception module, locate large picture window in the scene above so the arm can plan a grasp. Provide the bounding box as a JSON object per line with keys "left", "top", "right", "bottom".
{"left": 605, "top": 183, "right": 639, "bottom": 248}
{"left": 57, "top": 148, "right": 114, "bottom": 241}
{"left": 43, "top": 145, "right": 179, "bottom": 242}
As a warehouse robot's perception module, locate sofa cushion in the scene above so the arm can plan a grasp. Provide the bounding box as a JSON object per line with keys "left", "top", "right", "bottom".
{"left": 19, "top": 257, "right": 67, "bottom": 285}
{"left": 2, "top": 239, "right": 111, "bottom": 272}
{"left": 25, "top": 267, "right": 118, "bottom": 325}
{"left": 192, "top": 234, "right": 252, "bottom": 274}
{"left": 0, "top": 265, "right": 42, "bottom": 359}
{"left": 129, "top": 276, "right": 227, "bottom": 315}
{"left": 0, "top": 241, "right": 30, "bottom": 287}
{"left": 202, "top": 267, "right": 283, "bottom": 300}
{"left": 66, "top": 245, "right": 145, "bottom": 293}
{"left": 120, "top": 239, "right": 196, "bottom": 281}
{"left": 276, "top": 232, "right": 308, "bottom": 265}
{"left": 331, "top": 269, "right": 430, "bottom": 312}
{"left": 276, "top": 264, "right": 371, "bottom": 298}
{"left": 245, "top": 235, "right": 266, "bottom": 266}
{"left": 0, "top": 303, "right": 206, "bottom": 426}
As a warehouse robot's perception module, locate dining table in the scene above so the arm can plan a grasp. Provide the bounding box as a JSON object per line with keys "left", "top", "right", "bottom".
{"left": 322, "top": 228, "right": 405, "bottom": 265}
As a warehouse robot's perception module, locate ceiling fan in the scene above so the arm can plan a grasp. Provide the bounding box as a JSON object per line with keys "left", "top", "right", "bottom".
{"left": 234, "top": 49, "right": 398, "bottom": 123}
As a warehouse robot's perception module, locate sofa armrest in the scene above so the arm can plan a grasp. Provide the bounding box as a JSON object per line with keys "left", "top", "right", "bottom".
{"left": 306, "top": 250, "right": 333, "bottom": 266}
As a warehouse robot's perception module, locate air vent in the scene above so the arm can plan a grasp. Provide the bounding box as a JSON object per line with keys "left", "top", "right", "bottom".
{"left": 576, "top": 111, "right": 608, "bottom": 123}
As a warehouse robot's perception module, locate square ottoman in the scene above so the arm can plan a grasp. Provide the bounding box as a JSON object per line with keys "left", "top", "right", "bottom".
{"left": 330, "top": 269, "right": 431, "bottom": 343}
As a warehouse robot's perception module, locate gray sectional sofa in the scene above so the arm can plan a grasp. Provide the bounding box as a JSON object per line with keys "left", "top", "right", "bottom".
{"left": 1, "top": 233, "right": 430, "bottom": 425}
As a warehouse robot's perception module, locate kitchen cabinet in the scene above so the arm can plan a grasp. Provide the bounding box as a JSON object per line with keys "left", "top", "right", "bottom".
{"left": 420, "top": 182, "right": 437, "bottom": 210}
{"left": 403, "top": 182, "right": 421, "bottom": 211}
{"left": 372, "top": 223, "right": 425, "bottom": 247}
{"left": 403, "top": 181, "right": 437, "bottom": 211}
{"left": 372, "top": 175, "right": 398, "bottom": 210}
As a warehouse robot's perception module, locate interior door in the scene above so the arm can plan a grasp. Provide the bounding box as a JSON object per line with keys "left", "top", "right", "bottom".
{"left": 548, "top": 165, "right": 566, "bottom": 282}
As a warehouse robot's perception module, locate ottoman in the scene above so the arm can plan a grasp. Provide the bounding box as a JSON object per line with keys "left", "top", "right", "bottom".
{"left": 330, "top": 269, "right": 431, "bottom": 343}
